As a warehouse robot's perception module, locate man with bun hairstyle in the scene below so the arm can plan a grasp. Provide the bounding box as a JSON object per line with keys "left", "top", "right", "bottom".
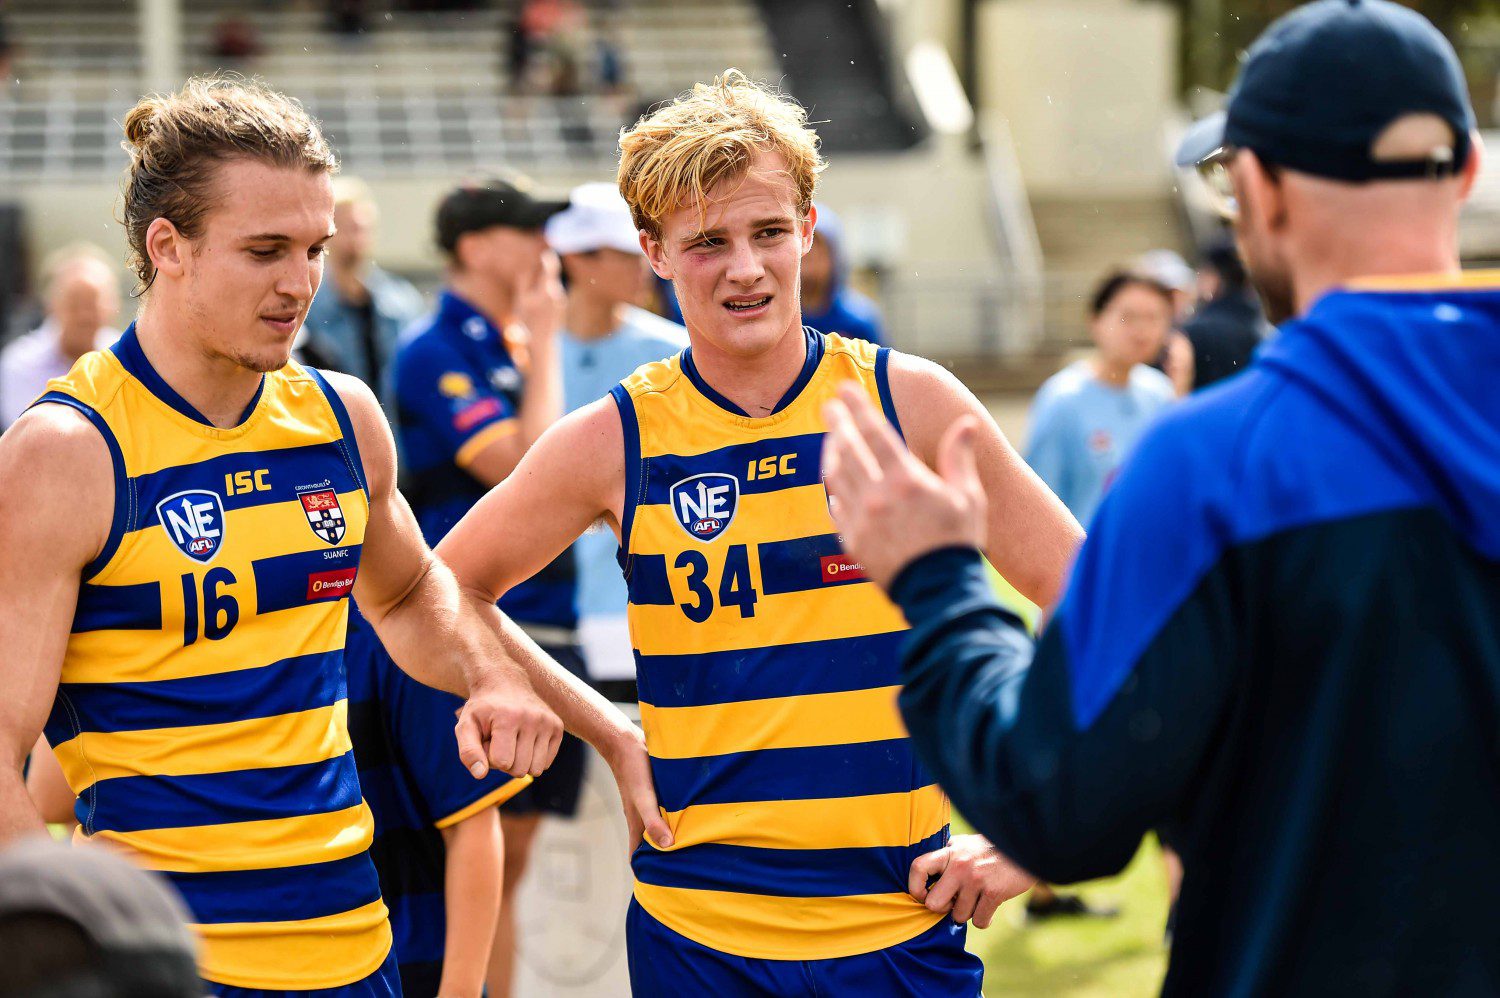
{"left": 0, "top": 76, "right": 659, "bottom": 996}
{"left": 439, "top": 70, "right": 1077, "bottom": 994}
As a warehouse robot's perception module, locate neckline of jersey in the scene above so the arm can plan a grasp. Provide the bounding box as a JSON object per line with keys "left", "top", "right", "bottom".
{"left": 111, "top": 323, "right": 268, "bottom": 435}
{"left": 680, "top": 326, "right": 826, "bottom": 423}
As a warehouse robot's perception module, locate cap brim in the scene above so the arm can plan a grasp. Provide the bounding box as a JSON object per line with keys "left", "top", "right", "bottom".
{"left": 518, "top": 199, "right": 570, "bottom": 229}
{"left": 1174, "top": 111, "right": 1228, "bottom": 168}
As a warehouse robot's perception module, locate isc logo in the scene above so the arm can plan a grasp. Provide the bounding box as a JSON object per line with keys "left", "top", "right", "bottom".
{"left": 224, "top": 469, "right": 271, "bottom": 496}
{"left": 745, "top": 454, "right": 796, "bottom": 481}
{"left": 670, "top": 473, "right": 739, "bottom": 543}
{"left": 157, "top": 490, "right": 226, "bottom": 563}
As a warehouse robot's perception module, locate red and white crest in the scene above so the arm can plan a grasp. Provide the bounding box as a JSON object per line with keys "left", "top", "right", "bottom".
{"left": 298, "top": 488, "right": 346, "bottom": 546}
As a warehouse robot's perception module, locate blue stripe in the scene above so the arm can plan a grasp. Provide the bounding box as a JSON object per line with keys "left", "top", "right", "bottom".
{"left": 85, "top": 752, "right": 363, "bottom": 833}
{"left": 650, "top": 738, "right": 921, "bottom": 812}
{"left": 305, "top": 367, "right": 369, "bottom": 501}
{"left": 631, "top": 828, "right": 948, "bottom": 898}
{"left": 640, "top": 433, "right": 825, "bottom": 506}
{"left": 612, "top": 383, "right": 642, "bottom": 553}
{"left": 31, "top": 392, "right": 127, "bottom": 580}
{"left": 875, "top": 347, "right": 904, "bottom": 441}
{"left": 253, "top": 546, "right": 362, "bottom": 614}
{"left": 130, "top": 442, "right": 360, "bottom": 522}
{"left": 626, "top": 553, "right": 674, "bottom": 606}
{"left": 756, "top": 533, "right": 869, "bottom": 596}
{"left": 636, "top": 632, "right": 903, "bottom": 708}
{"left": 50, "top": 651, "right": 345, "bottom": 735}
{"left": 164, "top": 850, "right": 381, "bottom": 924}
{"left": 71, "top": 581, "right": 162, "bottom": 633}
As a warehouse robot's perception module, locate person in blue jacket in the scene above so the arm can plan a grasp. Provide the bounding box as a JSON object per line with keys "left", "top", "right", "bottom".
{"left": 798, "top": 204, "right": 885, "bottom": 346}
{"left": 821, "top": 3, "right": 1500, "bottom": 995}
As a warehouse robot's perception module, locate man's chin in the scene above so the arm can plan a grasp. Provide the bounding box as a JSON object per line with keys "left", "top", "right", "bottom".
{"left": 235, "top": 349, "right": 294, "bottom": 375}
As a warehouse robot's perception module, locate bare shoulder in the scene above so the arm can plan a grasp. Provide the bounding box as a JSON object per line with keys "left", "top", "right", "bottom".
{"left": 315, "top": 368, "right": 397, "bottom": 494}
{"left": 0, "top": 404, "right": 115, "bottom": 567}
{"left": 883, "top": 350, "right": 990, "bottom": 465}
{"left": 527, "top": 396, "right": 624, "bottom": 486}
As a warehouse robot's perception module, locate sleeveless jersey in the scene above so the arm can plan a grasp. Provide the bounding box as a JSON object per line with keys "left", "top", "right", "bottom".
{"left": 39, "top": 325, "right": 390, "bottom": 990}
{"left": 612, "top": 329, "right": 950, "bottom": 960}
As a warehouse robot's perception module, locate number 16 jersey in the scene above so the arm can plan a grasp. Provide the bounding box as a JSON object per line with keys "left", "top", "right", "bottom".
{"left": 612, "top": 329, "right": 951, "bottom": 961}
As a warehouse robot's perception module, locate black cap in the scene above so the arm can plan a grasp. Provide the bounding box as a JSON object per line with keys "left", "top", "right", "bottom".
{"left": 0, "top": 838, "right": 201, "bottom": 997}
{"left": 1176, "top": 0, "right": 1474, "bottom": 181}
{"left": 435, "top": 175, "right": 568, "bottom": 253}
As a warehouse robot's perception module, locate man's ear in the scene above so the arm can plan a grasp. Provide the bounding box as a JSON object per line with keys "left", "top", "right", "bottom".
{"left": 145, "top": 218, "right": 189, "bottom": 280}
{"left": 1459, "top": 130, "right": 1484, "bottom": 203}
{"left": 1237, "top": 149, "right": 1287, "bottom": 233}
{"left": 800, "top": 203, "right": 818, "bottom": 256}
{"left": 640, "top": 229, "right": 673, "bottom": 280}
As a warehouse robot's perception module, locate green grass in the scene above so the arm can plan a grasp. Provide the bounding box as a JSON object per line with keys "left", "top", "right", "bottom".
{"left": 966, "top": 833, "right": 1170, "bottom": 996}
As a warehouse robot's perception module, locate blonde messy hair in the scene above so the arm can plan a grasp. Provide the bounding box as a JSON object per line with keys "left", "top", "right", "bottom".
{"left": 617, "top": 69, "right": 826, "bottom": 238}
{"left": 119, "top": 75, "right": 337, "bottom": 289}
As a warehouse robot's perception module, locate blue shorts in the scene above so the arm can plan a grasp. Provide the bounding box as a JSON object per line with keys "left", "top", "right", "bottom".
{"left": 626, "top": 899, "right": 983, "bottom": 997}
{"left": 205, "top": 948, "right": 400, "bottom": 997}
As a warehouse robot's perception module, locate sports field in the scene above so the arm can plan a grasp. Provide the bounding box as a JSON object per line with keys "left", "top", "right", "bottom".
{"left": 971, "top": 836, "right": 1170, "bottom": 996}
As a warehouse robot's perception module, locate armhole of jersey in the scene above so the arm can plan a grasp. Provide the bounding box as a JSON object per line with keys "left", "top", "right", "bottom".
{"left": 874, "top": 347, "right": 905, "bottom": 442}
{"left": 610, "top": 383, "right": 642, "bottom": 558}
{"left": 305, "top": 367, "right": 370, "bottom": 502}
{"left": 33, "top": 392, "right": 127, "bottom": 582}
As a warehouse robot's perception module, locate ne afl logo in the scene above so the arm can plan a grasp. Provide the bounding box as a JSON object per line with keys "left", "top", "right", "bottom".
{"left": 670, "top": 473, "right": 738, "bottom": 543}
{"left": 157, "top": 489, "right": 226, "bottom": 563}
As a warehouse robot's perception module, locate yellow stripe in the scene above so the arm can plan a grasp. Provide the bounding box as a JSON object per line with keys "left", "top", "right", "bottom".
{"left": 63, "top": 599, "right": 348, "bottom": 684}
{"left": 1343, "top": 269, "right": 1500, "bottom": 291}
{"left": 662, "top": 785, "right": 948, "bottom": 852}
{"left": 632, "top": 881, "right": 943, "bottom": 961}
{"left": 54, "top": 700, "right": 352, "bottom": 786}
{"left": 196, "top": 898, "right": 392, "bottom": 991}
{"left": 454, "top": 418, "right": 519, "bottom": 468}
{"left": 640, "top": 686, "right": 905, "bottom": 759}
{"left": 86, "top": 802, "right": 375, "bottom": 874}
{"left": 628, "top": 582, "right": 906, "bottom": 657}
{"left": 435, "top": 776, "right": 532, "bottom": 829}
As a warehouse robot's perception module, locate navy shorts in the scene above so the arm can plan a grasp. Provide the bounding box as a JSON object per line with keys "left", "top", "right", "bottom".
{"left": 205, "top": 948, "right": 400, "bottom": 997}
{"left": 626, "top": 899, "right": 984, "bottom": 997}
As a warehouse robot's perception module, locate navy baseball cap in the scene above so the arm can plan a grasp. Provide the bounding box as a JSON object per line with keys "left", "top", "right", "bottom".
{"left": 1176, "top": 0, "right": 1475, "bottom": 181}
{"left": 436, "top": 175, "right": 568, "bottom": 253}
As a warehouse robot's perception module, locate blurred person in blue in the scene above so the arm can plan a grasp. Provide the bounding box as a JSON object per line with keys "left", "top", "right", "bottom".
{"left": 546, "top": 182, "right": 687, "bottom": 698}
{"left": 822, "top": 2, "right": 1500, "bottom": 994}
{"left": 298, "top": 177, "right": 425, "bottom": 401}
{"left": 799, "top": 204, "right": 885, "bottom": 345}
{"left": 390, "top": 176, "right": 586, "bottom": 998}
{"left": 1024, "top": 269, "right": 1177, "bottom": 526}
{"left": 342, "top": 614, "right": 532, "bottom": 998}
{"left": 1182, "top": 235, "right": 1273, "bottom": 390}
{"left": 0, "top": 245, "right": 119, "bottom": 430}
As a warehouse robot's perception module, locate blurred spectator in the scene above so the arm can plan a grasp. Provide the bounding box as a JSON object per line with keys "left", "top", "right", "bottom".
{"left": 801, "top": 205, "right": 885, "bottom": 345}
{"left": 1184, "top": 236, "right": 1274, "bottom": 391}
{"left": 298, "top": 177, "right": 425, "bottom": 403}
{"left": 1025, "top": 269, "right": 1176, "bottom": 527}
{"left": 0, "top": 838, "right": 200, "bottom": 998}
{"left": 327, "top": 0, "right": 368, "bottom": 37}
{"left": 209, "top": 15, "right": 261, "bottom": 62}
{"left": 0, "top": 244, "right": 119, "bottom": 430}
{"left": 545, "top": 182, "right": 687, "bottom": 697}
{"left": 1135, "top": 247, "right": 1197, "bottom": 395}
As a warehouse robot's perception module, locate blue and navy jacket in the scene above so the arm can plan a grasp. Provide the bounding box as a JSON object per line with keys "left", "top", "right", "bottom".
{"left": 892, "top": 276, "right": 1500, "bottom": 996}
{"left": 393, "top": 290, "right": 576, "bottom": 629}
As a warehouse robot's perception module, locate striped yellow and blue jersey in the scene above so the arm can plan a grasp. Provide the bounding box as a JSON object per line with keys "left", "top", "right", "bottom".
{"left": 612, "top": 328, "right": 950, "bottom": 960}
{"left": 38, "top": 324, "right": 390, "bottom": 990}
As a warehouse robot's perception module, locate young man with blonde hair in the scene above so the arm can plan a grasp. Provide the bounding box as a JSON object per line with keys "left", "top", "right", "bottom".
{"left": 440, "top": 70, "right": 1077, "bottom": 994}
{"left": 0, "top": 76, "right": 659, "bottom": 997}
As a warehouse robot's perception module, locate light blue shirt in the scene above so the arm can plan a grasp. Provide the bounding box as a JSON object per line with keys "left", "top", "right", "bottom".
{"left": 1025, "top": 360, "right": 1176, "bottom": 526}
{"left": 562, "top": 306, "right": 688, "bottom": 622}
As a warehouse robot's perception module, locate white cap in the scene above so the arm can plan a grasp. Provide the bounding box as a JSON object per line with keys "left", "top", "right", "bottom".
{"left": 545, "top": 182, "right": 643, "bottom": 256}
{"left": 1135, "top": 249, "right": 1195, "bottom": 293}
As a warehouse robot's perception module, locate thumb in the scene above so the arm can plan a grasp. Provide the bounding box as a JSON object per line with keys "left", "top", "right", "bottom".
{"left": 631, "top": 781, "right": 673, "bottom": 849}
{"left": 936, "top": 416, "right": 981, "bottom": 494}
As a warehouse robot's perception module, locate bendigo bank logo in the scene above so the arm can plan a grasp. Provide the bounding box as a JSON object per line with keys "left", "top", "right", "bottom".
{"left": 158, "top": 490, "right": 226, "bottom": 563}
{"left": 670, "top": 473, "right": 738, "bottom": 543}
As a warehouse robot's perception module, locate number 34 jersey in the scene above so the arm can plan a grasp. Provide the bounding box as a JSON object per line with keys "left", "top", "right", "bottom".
{"left": 612, "top": 329, "right": 951, "bottom": 961}
{"left": 38, "top": 325, "right": 389, "bottom": 991}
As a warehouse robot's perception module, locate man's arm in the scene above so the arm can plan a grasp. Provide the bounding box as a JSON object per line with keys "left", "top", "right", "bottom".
{"left": 824, "top": 386, "right": 1238, "bottom": 882}
{"left": 0, "top": 405, "right": 113, "bottom": 843}
{"left": 328, "top": 370, "right": 561, "bottom": 778}
{"left": 439, "top": 399, "right": 672, "bottom": 850}
{"left": 888, "top": 354, "right": 1082, "bottom": 609}
{"left": 437, "top": 808, "right": 503, "bottom": 998}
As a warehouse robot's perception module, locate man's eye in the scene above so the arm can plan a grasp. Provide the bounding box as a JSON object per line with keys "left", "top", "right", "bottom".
{"left": 249, "top": 248, "right": 278, "bottom": 259}
{"left": 759, "top": 228, "right": 787, "bottom": 238}
{"left": 309, "top": 246, "right": 327, "bottom": 260}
